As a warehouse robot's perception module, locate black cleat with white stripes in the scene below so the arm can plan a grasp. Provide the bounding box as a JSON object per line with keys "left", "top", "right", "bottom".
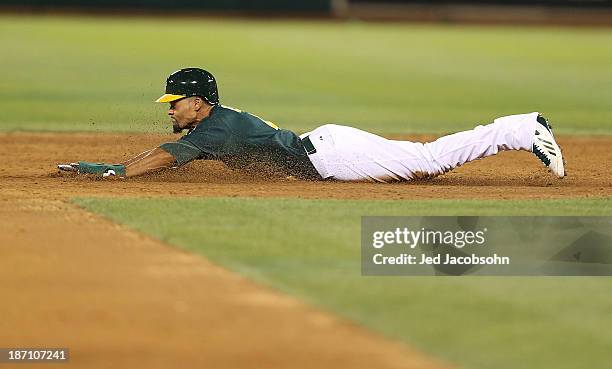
{"left": 532, "top": 115, "right": 565, "bottom": 178}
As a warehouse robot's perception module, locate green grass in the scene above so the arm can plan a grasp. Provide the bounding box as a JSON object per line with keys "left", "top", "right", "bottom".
{"left": 2, "top": 15, "right": 612, "bottom": 134}
{"left": 74, "top": 197, "right": 612, "bottom": 369}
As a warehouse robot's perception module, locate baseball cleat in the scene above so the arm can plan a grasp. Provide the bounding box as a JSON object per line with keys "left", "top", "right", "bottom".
{"left": 532, "top": 115, "right": 565, "bottom": 178}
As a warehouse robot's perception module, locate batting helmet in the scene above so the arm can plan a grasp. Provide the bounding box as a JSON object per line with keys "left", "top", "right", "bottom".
{"left": 155, "top": 67, "right": 219, "bottom": 105}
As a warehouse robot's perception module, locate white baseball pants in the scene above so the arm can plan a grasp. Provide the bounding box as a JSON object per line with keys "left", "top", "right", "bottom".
{"left": 301, "top": 112, "right": 538, "bottom": 182}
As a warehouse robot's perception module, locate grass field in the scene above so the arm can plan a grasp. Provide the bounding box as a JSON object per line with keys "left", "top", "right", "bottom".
{"left": 74, "top": 197, "right": 612, "bottom": 369}
{"left": 1, "top": 15, "right": 612, "bottom": 134}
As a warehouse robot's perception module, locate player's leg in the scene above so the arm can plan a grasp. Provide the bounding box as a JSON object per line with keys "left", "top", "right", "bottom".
{"left": 413, "top": 112, "right": 564, "bottom": 178}
{"left": 302, "top": 124, "right": 437, "bottom": 182}
{"left": 302, "top": 112, "right": 564, "bottom": 182}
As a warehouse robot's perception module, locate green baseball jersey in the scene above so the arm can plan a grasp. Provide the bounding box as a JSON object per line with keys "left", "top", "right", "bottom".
{"left": 159, "top": 105, "right": 320, "bottom": 179}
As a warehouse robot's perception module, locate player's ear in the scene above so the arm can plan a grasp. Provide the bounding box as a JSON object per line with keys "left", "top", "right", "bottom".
{"left": 193, "top": 96, "right": 203, "bottom": 111}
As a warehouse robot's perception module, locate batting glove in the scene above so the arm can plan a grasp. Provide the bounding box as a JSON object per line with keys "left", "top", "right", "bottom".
{"left": 58, "top": 162, "right": 126, "bottom": 177}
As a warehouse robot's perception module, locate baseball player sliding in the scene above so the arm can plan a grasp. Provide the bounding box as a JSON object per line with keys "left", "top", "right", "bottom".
{"left": 58, "top": 67, "right": 565, "bottom": 182}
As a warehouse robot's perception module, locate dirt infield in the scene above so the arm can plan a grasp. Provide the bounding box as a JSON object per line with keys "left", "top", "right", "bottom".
{"left": 2, "top": 132, "right": 611, "bottom": 200}
{"left": 1, "top": 132, "right": 610, "bottom": 369}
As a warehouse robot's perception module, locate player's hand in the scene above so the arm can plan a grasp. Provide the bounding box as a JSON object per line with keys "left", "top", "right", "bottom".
{"left": 57, "top": 162, "right": 80, "bottom": 172}
{"left": 102, "top": 168, "right": 122, "bottom": 178}
{"left": 57, "top": 161, "right": 126, "bottom": 178}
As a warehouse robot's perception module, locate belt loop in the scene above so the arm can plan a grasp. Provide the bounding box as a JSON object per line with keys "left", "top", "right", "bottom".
{"left": 301, "top": 135, "right": 317, "bottom": 155}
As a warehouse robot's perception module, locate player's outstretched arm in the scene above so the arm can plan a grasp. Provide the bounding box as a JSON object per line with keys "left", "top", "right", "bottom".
{"left": 122, "top": 148, "right": 156, "bottom": 166}
{"left": 57, "top": 146, "right": 177, "bottom": 178}
{"left": 122, "top": 147, "right": 176, "bottom": 177}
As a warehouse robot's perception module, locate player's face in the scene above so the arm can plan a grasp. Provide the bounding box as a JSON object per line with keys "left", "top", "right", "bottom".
{"left": 168, "top": 97, "right": 198, "bottom": 133}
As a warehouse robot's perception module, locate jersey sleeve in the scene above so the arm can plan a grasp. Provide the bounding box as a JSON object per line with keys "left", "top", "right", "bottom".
{"left": 158, "top": 140, "right": 202, "bottom": 166}
{"left": 159, "top": 120, "right": 233, "bottom": 166}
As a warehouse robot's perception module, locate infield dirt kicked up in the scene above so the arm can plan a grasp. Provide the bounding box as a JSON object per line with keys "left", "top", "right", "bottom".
{"left": 1, "top": 132, "right": 610, "bottom": 369}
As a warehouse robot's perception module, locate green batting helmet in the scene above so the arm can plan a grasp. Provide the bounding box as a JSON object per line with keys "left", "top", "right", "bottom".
{"left": 156, "top": 67, "right": 219, "bottom": 105}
